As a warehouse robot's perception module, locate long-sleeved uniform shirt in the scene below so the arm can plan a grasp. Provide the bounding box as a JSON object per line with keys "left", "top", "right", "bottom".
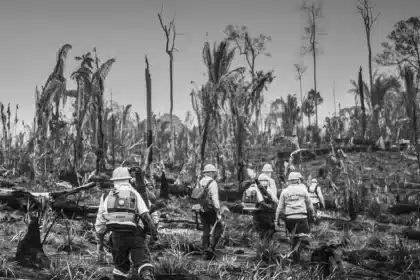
{"left": 95, "top": 183, "right": 150, "bottom": 236}
{"left": 199, "top": 175, "right": 220, "bottom": 211}
{"left": 275, "top": 183, "right": 314, "bottom": 222}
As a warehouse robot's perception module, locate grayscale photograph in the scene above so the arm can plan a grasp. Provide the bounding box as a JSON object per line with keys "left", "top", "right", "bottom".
{"left": 0, "top": 0, "right": 419, "bottom": 279}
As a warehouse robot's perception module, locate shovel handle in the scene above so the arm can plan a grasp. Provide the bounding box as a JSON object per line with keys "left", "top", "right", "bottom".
{"left": 209, "top": 219, "right": 220, "bottom": 236}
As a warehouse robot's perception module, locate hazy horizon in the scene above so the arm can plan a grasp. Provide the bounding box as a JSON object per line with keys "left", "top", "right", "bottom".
{"left": 0, "top": 0, "right": 418, "bottom": 130}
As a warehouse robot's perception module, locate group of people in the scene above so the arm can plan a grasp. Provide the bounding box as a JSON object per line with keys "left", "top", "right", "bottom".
{"left": 192, "top": 162, "right": 327, "bottom": 262}
{"left": 94, "top": 162, "right": 328, "bottom": 280}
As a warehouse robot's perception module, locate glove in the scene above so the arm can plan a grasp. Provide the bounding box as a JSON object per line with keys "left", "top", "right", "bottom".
{"left": 216, "top": 209, "right": 222, "bottom": 221}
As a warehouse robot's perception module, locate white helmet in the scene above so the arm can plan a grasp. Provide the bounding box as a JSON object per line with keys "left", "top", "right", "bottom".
{"left": 203, "top": 164, "right": 218, "bottom": 173}
{"left": 288, "top": 172, "right": 301, "bottom": 182}
{"left": 261, "top": 164, "right": 273, "bottom": 172}
{"left": 110, "top": 167, "right": 132, "bottom": 181}
{"left": 311, "top": 178, "right": 318, "bottom": 184}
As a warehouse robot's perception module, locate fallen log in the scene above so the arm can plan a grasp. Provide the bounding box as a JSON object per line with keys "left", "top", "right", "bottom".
{"left": 387, "top": 203, "right": 420, "bottom": 215}
{"left": 401, "top": 228, "right": 420, "bottom": 241}
{"left": 0, "top": 188, "right": 41, "bottom": 210}
{"left": 388, "top": 182, "right": 420, "bottom": 191}
{"left": 51, "top": 200, "right": 99, "bottom": 218}
{"left": 0, "top": 182, "right": 97, "bottom": 212}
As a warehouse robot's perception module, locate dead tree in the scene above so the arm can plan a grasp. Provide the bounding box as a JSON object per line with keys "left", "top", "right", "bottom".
{"left": 158, "top": 6, "right": 178, "bottom": 164}
{"left": 357, "top": 0, "right": 379, "bottom": 95}
{"left": 357, "top": 0, "right": 379, "bottom": 138}
{"left": 93, "top": 47, "right": 106, "bottom": 173}
{"left": 301, "top": 0, "right": 325, "bottom": 130}
{"left": 294, "top": 63, "right": 307, "bottom": 141}
{"left": 145, "top": 56, "right": 153, "bottom": 165}
{"left": 15, "top": 212, "right": 50, "bottom": 269}
{"left": 358, "top": 66, "right": 367, "bottom": 138}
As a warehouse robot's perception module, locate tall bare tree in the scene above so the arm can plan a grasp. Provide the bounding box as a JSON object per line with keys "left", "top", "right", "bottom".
{"left": 301, "top": 0, "right": 325, "bottom": 129}
{"left": 358, "top": 66, "right": 367, "bottom": 138}
{"left": 158, "top": 6, "right": 178, "bottom": 164}
{"left": 145, "top": 56, "right": 153, "bottom": 166}
{"left": 357, "top": 0, "right": 379, "bottom": 93}
{"left": 294, "top": 63, "right": 307, "bottom": 137}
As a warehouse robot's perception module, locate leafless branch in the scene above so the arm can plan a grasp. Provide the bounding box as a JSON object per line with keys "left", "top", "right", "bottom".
{"left": 157, "top": 5, "right": 177, "bottom": 56}
{"left": 294, "top": 63, "right": 307, "bottom": 80}
{"left": 357, "top": 0, "right": 379, "bottom": 29}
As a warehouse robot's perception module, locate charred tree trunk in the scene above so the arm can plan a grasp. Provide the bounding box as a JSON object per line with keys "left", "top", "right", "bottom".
{"left": 111, "top": 114, "right": 115, "bottom": 169}
{"left": 200, "top": 115, "right": 210, "bottom": 172}
{"left": 169, "top": 55, "right": 176, "bottom": 164}
{"left": 96, "top": 88, "right": 105, "bottom": 173}
{"left": 237, "top": 115, "right": 246, "bottom": 182}
{"left": 15, "top": 215, "right": 50, "bottom": 269}
{"left": 74, "top": 82, "right": 82, "bottom": 173}
{"left": 358, "top": 66, "right": 366, "bottom": 138}
{"left": 160, "top": 170, "right": 170, "bottom": 199}
{"left": 146, "top": 56, "right": 153, "bottom": 165}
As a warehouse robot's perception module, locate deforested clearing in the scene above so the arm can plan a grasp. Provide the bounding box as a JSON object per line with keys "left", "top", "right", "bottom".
{"left": 1, "top": 1, "right": 420, "bottom": 279}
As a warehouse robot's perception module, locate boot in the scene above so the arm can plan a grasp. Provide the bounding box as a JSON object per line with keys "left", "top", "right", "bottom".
{"left": 139, "top": 267, "right": 155, "bottom": 280}
{"left": 204, "top": 236, "right": 220, "bottom": 260}
{"left": 204, "top": 248, "right": 215, "bottom": 260}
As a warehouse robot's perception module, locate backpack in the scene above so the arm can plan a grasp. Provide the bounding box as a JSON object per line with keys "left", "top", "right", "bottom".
{"left": 307, "top": 183, "right": 320, "bottom": 203}
{"left": 103, "top": 186, "right": 141, "bottom": 232}
{"left": 191, "top": 179, "right": 214, "bottom": 212}
{"left": 241, "top": 184, "right": 260, "bottom": 211}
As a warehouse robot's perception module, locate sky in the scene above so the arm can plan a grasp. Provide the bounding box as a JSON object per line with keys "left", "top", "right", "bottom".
{"left": 0, "top": 0, "right": 419, "bottom": 131}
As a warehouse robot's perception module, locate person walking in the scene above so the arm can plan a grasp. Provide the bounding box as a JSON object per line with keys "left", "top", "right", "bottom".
{"left": 308, "top": 178, "right": 325, "bottom": 212}
{"left": 95, "top": 167, "right": 158, "bottom": 280}
{"left": 252, "top": 164, "right": 279, "bottom": 242}
{"left": 275, "top": 172, "right": 315, "bottom": 263}
{"left": 191, "top": 164, "right": 223, "bottom": 260}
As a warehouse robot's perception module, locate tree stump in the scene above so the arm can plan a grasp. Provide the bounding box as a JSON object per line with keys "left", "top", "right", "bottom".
{"left": 15, "top": 215, "right": 50, "bottom": 269}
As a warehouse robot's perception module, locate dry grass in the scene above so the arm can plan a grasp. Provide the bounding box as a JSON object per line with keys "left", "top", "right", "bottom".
{"left": 1, "top": 152, "right": 420, "bottom": 279}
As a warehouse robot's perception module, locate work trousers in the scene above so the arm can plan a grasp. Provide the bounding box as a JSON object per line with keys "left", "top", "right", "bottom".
{"left": 110, "top": 228, "right": 153, "bottom": 280}
{"left": 285, "top": 218, "right": 310, "bottom": 263}
{"left": 312, "top": 203, "right": 321, "bottom": 225}
{"left": 253, "top": 211, "right": 276, "bottom": 241}
{"left": 199, "top": 211, "right": 223, "bottom": 254}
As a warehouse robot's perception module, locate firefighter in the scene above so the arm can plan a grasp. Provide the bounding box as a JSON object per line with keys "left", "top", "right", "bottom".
{"left": 307, "top": 178, "right": 325, "bottom": 223}
{"left": 275, "top": 172, "right": 315, "bottom": 263}
{"left": 197, "top": 164, "right": 223, "bottom": 260}
{"left": 95, "top": 167, "right": 157, "bottom": 280}
{"left": 252, "top": 164, "right": 279, "bottom": 242}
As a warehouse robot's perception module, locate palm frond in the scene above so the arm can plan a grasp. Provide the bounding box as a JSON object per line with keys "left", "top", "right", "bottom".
{"left": 52, "top": 44, "right": 72, "bottom": 78}
{"left": 122, "top": 104, "right": 132, "bottom": 126}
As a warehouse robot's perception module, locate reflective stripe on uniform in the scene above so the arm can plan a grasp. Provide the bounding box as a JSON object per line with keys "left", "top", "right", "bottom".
{"left": 105, "top": 221, "right": 139, "bottom": 228}
{"left": 138, "top": 263, "right": 154, "bottom": 275}
{"left": 113, "top": 268, "right": 129, "bottom": 278}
